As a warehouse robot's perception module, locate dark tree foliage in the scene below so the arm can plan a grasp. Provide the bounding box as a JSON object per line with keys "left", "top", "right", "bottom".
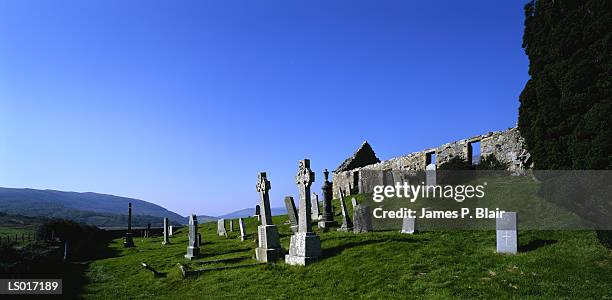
{"left": 519, "top": 0, "right": 611, "bottom": 170}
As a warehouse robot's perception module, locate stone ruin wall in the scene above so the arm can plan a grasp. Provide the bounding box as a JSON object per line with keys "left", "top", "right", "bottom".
{"left": 332, "top": 127, "right": 531, "bottom": 198}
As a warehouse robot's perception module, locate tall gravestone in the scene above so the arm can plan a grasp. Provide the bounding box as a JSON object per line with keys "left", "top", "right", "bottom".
{"left": 229, "top": 219, "right": 234, "bottom": 232}
{"left": 124, "top": 203, "right": 135, "bottom": 247}
{"left": 496, "top": 212, "right": 518, "bottom": 254}
{"left": 318, "top": 169, "right": 338, "bottom": 230}
{"left": 337, "top": 188, "right": 353, "bottom": 232}
{"left": 255, "top": 172, "right": 284, "bottom": 262}
{"left": 169, "top": 225, "right": 174, "bottom": 237}
{"left": 353, "top": 201, "right": 373, "bottom": 233}
{"left": 311, "top": 192, "right": 321, "bottom": 221}
{"left": 286, "top": 159, "right": 322, "bottom": 266}
{"left": 254, "top": 205, "right": 261, "bottom": 222}
{"left": 162, "top": 218, "right": 170, "bottom": 245}
{"left": 217, "top": 219, "right": 227, "bottom": 237}
{"left": 239, "top": 218, "right": 247, "bottom": 241}
{"left": 185, "top": 215, "right": 200, "bottom": 260}
{"left": 284, "top": 196, "right": 299, "bottom": 233}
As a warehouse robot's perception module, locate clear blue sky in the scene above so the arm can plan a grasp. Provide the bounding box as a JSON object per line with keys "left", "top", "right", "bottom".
{"left": 0, "top": 1, "right": 529, "bottom": 216}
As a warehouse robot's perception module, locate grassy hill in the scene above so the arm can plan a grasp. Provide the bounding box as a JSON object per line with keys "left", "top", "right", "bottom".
{"left": 78, "top": 176, "right": 611, "bottom": 299}
{"left": 0, "top": 188, "right": 187, "bottom": 226}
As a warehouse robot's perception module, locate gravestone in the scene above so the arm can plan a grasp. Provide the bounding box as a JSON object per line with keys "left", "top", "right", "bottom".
{"left": 286, "top": 159, "right": 322, "bottom": 266}
{"left": 169, "top": 225, "right": 174, "bottom": 237}
{"left": 145, "top": 223, "right": 151, "bottom": 238}
{"left": 496, "top": 212, "right": 517, "bottom": 254}
{"left": 254, "top": 205, "right": 261, "bottom": 222}
{"left": 353, "top": 203, "right": 373, "bottom": 233}
{"left": 162, "top": 218, "right": 170, "bottom": 245}
{"left": 311, "top": 192, "right": 321, "bottom": 221}
{"left": 351, "top": 198, "right": 358, "bottom": 208}
{"left": 255, "top": 172, "right": 284, "bottom": 262}
{"left": 229, "top": 219, "right": 234, "bottom": 232}
{"left": 318, "top": 169, "right": 338, "bottom": 230}
{"left": 284, "top": 196, "right": 299, "bottom": 233}
{"left": 239, "top": 218, "right": 247, "bottom": 241}
{"left": 217, "top": 219, "right": 227, "bottom": 237}
{"left": 400, "top": 217, "right": 416, "bottom": 234}
{"left": 185, "top": 215, "right": 200, "bottom": 260}
{"left": 124, "top": 203, "right": 135, "bottom": 248}
{"left": 426, "top": 163, "right": 436, "bottom": 189}
{"left": 337, "top": 188, "right": 353, "bottom": 232}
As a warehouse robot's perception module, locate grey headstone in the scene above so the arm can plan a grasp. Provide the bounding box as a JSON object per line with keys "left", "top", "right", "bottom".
{"left": 254, "top": 205, "right": 261, "bottom": 222}
{"left": 286, "top": 159, "right": 321, "bottom": 266}
{"left": 217, "top": 219, "right": 227, "bottom": 237}
{"left": 351, "top": 197, "right": 358, "bottom": 208}
{"left": 337, "top": 188, "right": 353, "bottom": 232}
{"left": 401, "top": 217, "right": 415, "bottom": 234}
{"left": 124, "top": 202, "right": 135, "bottom": 247}
{"left": 169, "top": 225, "right": 174, "bottom": 237}
{"left": 239, "top": 218, "right": 247, "bottom": 241}
{"left": 311, "top": 192, "right": 320, "bottom": 221}
{"left": 162, "top": 218, "right": 170, "bottom": 245}
{"left": 318, "top": 169, "right": 338, "bottom": 230}
{"left": 284, "top": 196, "right": 299, "bottom": 233}
{"left": 353, "top": 204, "right": 372, "bottom": 233}
{"left": 496, "top": 212, "right": 517, "bottom": 254}
{"left": 185, "top": 214, "right": 200, "bottom": 260}
{"left": 255, "top": 172, "right": 284, "bottom": 262}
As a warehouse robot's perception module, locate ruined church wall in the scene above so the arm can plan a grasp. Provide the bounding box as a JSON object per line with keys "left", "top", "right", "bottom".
{"left": 332, "top": 127, "right": 529, "bottom": 198}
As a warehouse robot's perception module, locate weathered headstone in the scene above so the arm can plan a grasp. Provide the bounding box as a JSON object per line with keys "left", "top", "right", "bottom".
{"left": 318, "top": 169, "right": 338, "bottom": 230}
{"left": 229, "top": 219, "right": 234, "bottom": 232}
{"left": 254, "top": 205, "right": 261, "bottom": 222}
{"left": 426, "top": 163, "right": 436, "bottom": 188}
{"left": 217, "top": 219, "right": 227, "bottom": 237}
{"left": 239, "top": 218, "right": 247, "bottom": 241}
{"left": 185, "top": 215, "right": 200, "bottom": 260}
{"left": 353, "top": 203, "right": 373, "bottom": 233}
{"left": 162, "top": 218, "right": 170, "bottom": 245}
{"left": 124, "top": 202, "right": 135, "bottom": 247}
{"left": 311, "top": 192, "right": 321, "bottom": 221}
{"left": 255, "top": 172, "right": 284, "bottom": 262}
{"left": 286, "top": 159, "right": 322, "bottom": 266}
{"left": 169, "top": 225, "right": 174, "bottom": 237}
{"left": 351, "top": 197, "right": 358, "bottom": 208}
{"left": 400, "top": 216, "right": 415, "bottom": 234}
{"left": 284, "top": 196, "right": 299, "bottom": 233}
{"left": 337, "top": 188, "right": 353, "bottom": 232}
{"left": 496, "top": 212, "right": 518, "bottom": 254}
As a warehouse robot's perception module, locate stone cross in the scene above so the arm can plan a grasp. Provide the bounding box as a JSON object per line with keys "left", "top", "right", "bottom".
{"left": 496, "top": 212, "right": 517, "bottom": 254}
{"left": 285, "top": 159, "right": 322, "bottom": 266}
{"left": 318, "top": 169, "right": 338, "bottom": 230}
{"left": 217, "top": 219, "right": 227, "bottom": 237}
{"left": 162, "top": 217, "right": 170, "bottom": 245}
{"left": 239, "top": 218, "right": 247, "bottom": 241}
{"left": 185, "top": 214, "right": 200, "bottom": 260}
{"left": 353, "top": 203, "right": 372, "bottom": 233}
{"left": 256, "top": 172, "right": 273, "bottom": 226}
{"left": 124, "top": 202, "right": 135, "bottom": 248}
{"left": 255, "top": 172, "right": 283, "bottom": 262}
{"left": 284, "top": 196, "right": 299, "bottom": 233}
{"left": 337, "top": 188, "right": 353, "bottom": 232}
{"left": 311, "top": 192, "right": 320, "bottom": 221}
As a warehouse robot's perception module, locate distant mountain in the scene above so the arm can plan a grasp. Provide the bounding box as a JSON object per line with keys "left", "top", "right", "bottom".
{"left": 196, "top": 215, "right": 219, "bottom": 223}
{"left": 0, "top": 188, "right": 187, "bottom": 227}
{"left": 218, "top": 207, "right": 287, "bottom": 219}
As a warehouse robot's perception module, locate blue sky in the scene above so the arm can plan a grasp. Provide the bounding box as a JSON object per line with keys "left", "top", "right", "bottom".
{"left": 0, "top": 1, "right": 529, "bottom": 216}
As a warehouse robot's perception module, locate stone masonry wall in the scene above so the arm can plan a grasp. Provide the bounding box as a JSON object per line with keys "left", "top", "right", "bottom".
{"left": 332, "top": 127, "right": 531, "bottom": 198}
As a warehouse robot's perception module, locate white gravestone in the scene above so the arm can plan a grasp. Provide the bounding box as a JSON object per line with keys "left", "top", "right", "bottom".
{"left": 496, "top": 212, "right": 517, "bottom": 254}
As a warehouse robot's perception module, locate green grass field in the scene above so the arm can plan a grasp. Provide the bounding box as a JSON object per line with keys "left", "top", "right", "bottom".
{"left": 80, "top": 176, "right": 612, "bottom": 299}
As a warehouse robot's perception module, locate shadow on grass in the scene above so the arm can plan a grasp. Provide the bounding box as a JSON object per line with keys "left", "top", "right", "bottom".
{"left": 321, "top": 240, "right": 385, "bottom": 259}
{"left": 519, "top": 239, "right": 558, "bottom": 252}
